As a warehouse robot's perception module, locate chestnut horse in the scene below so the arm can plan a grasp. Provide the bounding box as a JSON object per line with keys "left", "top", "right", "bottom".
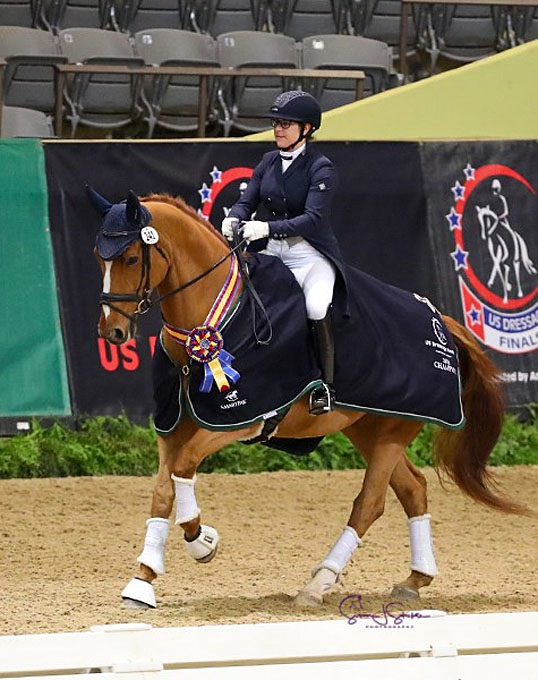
{"left": 92, "top": 190, "right": 525, "bottom": 610}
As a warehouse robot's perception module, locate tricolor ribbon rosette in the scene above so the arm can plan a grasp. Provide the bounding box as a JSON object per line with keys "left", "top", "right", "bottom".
{"left": 185, "top": 325, "right": 240, "bottom": 393}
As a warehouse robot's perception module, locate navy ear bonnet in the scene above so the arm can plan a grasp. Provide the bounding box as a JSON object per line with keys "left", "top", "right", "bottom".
{"left": 88, "top": 187, "right": 153, "bottom": 261}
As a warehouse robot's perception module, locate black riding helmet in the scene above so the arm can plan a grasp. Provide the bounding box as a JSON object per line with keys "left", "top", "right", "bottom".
{"left": 269, "top": 90, "right": 322, "bottom": 150}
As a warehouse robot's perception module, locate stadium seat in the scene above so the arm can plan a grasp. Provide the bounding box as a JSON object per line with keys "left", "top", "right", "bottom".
{"left": 117, "top": 0, "right": 188, "bottom": 33}
{"left": 0, "top": 0, "right": 39, "bottom": 27}
{"left": 58, "top": 27, "right": 144, "bottom": 135}
{"left": 189, "top": 0, "right": 263, "bottom": 35}
{"left": 513, "top": 6, "right": 538, "bottom": 43}
{"left": 272, "top": 0, "right": 347, "bottom": 40}
{"left": 0, "top": 104, "right": 54, "bottom": 136}
{"left": 351, "top": 0, "right": 421, "bottom": 60}
{"left": 134, "top": 28, "right": 218, "bottom": 136}
{"left": 301, "top": 33, "right": 392, "bottom": 105}
{"left": 44, "top": 0, "right": 113, "bottom": 31}
{"left": 217, "top": 30, "right": 298, "bottom": 134}
{"left": 0, "top": 26, "right": 67, "bottom": 113}
{"left": 433, "top": 4, "right": 503, "bottom": 63}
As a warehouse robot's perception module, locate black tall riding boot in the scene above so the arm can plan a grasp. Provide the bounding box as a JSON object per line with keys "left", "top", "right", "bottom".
{"left": 309, "top": 312, "right": 335, "bottom": 416}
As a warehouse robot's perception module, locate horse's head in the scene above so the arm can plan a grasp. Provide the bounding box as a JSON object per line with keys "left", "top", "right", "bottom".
{"left": 89, "top": 187, "right": 169, "bottom": 344}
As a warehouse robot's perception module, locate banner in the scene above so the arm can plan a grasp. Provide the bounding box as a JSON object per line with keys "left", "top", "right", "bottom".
{"left": 44, "top": 141, "right": 427, "bottom": 419}
{"left": 0, "top": 140, "right": 70, "bottom": 423}
{"left": 422, "top": 141, "right": 538, "bottom": 408}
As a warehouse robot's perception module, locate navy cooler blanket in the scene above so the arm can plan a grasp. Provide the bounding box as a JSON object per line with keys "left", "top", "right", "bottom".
{"left": 332, "top": 267, "right": 464, "bottom": 427}
{"left": 153, "top": 254, "right": 464, "bottom": 434}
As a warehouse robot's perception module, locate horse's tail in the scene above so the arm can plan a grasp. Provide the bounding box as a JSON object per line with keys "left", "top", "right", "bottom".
{"left": 433, "top": 316, "right": 530, "bottom": 516}
{"left": 516, "top": 233, "right": 537, "bottom": 274}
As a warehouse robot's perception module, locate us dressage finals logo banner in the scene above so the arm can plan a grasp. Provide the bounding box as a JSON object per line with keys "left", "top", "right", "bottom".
{"left": 422, "top": 141, "right": 538, "bottom": 408}
{"left": 40, "top": 140, "right": 537, "bottom": 420}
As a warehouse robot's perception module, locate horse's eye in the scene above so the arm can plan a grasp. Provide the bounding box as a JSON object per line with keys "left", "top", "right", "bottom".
{"left": 126, "top": 256, "right": 139, "bottom": 266}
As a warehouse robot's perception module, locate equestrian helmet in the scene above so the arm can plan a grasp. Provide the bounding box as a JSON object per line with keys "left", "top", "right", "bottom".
{"left": 269, "top": 91, "right": 322, "bottom": 130}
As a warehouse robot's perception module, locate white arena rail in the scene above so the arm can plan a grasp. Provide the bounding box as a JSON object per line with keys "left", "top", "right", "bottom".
{"left": 1, "top": 612, "right": 537, "bottom": 680}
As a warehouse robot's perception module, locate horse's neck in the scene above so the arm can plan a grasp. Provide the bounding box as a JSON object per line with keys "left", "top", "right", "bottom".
{"left": 153, "top": 204, "right": 236, "bottom": 332}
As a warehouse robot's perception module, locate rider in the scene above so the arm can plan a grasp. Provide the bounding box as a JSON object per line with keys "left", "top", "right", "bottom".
{"left": 221, "top": 90, "right": 347, "bottom": 416}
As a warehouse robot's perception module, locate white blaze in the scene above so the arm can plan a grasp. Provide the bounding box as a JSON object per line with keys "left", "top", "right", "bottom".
{"left": 102, "top": 260, "right": 112, "bottom": 318}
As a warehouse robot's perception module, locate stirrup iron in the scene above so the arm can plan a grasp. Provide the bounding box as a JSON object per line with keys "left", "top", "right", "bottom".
{"left": 309, "top": 383, "right": 334, "bottom": 415}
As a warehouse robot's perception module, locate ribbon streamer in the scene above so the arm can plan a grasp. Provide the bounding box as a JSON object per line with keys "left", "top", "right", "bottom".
{"left": 200, "top": 349, "right": 240, "bottom": 393}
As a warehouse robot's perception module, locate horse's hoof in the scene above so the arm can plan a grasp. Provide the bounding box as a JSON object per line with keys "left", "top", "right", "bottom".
{"left": 122, "top": 597, "right": 152, "bottom": 610}
{"left": 391, "top": 584, "right": 420, "bottom": 601}
{"left": 121, "top": 577, "right": 156, "bottom": 609}
{"left": 196, "top": 543, "right": 218, "bottom": 564}
{"left": 294, "top": 589, "right": 324, "bottom": 608}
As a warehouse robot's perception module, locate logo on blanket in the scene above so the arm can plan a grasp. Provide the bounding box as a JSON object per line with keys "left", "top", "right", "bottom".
{"left": 220, "top": 389, "right": 247, "bottom": 410}
{"left": 446, "top": 163, "right": 538, "bottom": 354}
{"left": 432, "top": 318, "right": 448, "bottom": 346}
{"left": 196, "top": 164, "right": 254, "bottom": 225}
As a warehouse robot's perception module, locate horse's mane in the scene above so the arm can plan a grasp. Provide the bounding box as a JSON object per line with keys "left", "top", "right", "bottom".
{"left": 141, "top": 193, "right": 228, "bottom": 246}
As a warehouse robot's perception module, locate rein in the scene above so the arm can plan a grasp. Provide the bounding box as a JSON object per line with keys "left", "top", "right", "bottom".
{"left": 232, "top": 224, "right": 272, "bottom": 345}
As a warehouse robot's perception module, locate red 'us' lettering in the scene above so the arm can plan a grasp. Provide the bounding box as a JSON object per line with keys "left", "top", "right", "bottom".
{"left": 97, "top": 339, "right": 140, "bottom": 371}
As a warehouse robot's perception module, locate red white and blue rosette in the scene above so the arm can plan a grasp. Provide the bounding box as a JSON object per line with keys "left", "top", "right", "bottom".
{"left": 185, "top": 325, "right": 239, "bottom": 393}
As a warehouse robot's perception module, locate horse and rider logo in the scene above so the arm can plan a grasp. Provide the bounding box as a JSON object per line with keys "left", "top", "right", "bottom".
{"left": 196, "top": 164, "right": 254, "bottom": 225}
{"left": 447, "top": 163, "right": 537, "bottom": 354}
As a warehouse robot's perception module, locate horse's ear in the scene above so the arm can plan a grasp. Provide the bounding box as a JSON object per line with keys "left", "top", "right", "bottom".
{"left": 86, "top": 185, "right": 113, "bottom": 216}
{"left": 126, "top": 189, "right": 144, "bottom": 225}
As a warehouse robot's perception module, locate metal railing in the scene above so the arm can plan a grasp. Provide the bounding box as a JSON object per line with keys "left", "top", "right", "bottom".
{"left": 399, "top": 0, "right": 537, "bottom": 79}
{"left": 53, "top": 64, "right": 366, "bottom": 138}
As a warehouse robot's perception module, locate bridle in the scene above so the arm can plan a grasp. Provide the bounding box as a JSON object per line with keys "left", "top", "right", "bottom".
{"left": 99, "top": 234, "right": 248, "bottom": 337}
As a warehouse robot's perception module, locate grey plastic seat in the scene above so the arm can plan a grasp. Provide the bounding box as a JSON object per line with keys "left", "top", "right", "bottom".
{"left": 58, "top": 27, "right": 144, "bottom": 135}
{"left": 189, "top": 0, "right": 263, "bottom": 36}
{"left": 44, "top": 0, "right": 113, "bottom": 30}
{"left": 1, "top": 104, "right": 54, "bottom": 136}
{"left": 511, "top": 6, "right": 538, "bottom": 43}
{"left": 272, "top": 0, "right": 346, "bottom": 40}
{"left": 301, "top": 33, "right": 391, "bottom": 105}
{"left": 352, "top": 0, "right": 422, "bottom": 60}
{"left": 118, "top": 0, "right": 188, "bottom": 33}
{"left": 134, "top": 28, "right": 218, "bottom": 136}
{"left": 0, "top": 26, "right": 67, "bottom": 113}
{"left": 433, "top": 4, "right": 502, "bottom": 63}
{"left": 0, "top": 0, "right": 39, "bottom": 27}
{"left": 217, "top": 30, "right": 298, "bottom": 134}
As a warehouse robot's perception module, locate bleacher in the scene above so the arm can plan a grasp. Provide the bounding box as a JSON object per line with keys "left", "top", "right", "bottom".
{"left": 0, "top": 0, "right": 534, "bottom": 139}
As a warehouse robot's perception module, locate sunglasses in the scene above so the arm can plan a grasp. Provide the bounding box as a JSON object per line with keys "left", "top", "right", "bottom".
{"left": 271, "top": 119, "right": 297, "bottom": 129}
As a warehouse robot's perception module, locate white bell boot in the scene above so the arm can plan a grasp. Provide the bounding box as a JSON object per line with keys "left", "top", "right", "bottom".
{"left": 121, "top": 577, "right": 156, "bottom": 609}
{"left": 184, "top": 524, "right": 219, "bottom": 563}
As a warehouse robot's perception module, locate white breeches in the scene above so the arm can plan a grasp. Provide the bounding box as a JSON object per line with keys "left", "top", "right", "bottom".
{"left": 264, "top": 238, "right": 336, "bottom": 320}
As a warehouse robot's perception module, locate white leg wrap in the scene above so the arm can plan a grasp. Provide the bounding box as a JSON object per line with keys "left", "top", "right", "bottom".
{"left": 185, "top": 524, "right": 219, "bottom": 562}
{"left": 172, "top": 474, "right": 201, "bottom": 524}
{"left": 313, "top": 526, "right": 362, "bottom": 577}
{"left": 137, "top": 518, "right": 169, "bottom": 575}
{"left": 408, "top": 513, "right": 438, "bottom": 577}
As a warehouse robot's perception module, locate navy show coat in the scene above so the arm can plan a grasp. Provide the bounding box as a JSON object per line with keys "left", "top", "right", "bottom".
{"left": 228, "top": 144, "right": 348, "bottom": 312}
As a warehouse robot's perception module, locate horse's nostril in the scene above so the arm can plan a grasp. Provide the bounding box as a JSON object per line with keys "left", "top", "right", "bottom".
{"left": 109, "top": 327, "right": 125, "bottom": 344}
